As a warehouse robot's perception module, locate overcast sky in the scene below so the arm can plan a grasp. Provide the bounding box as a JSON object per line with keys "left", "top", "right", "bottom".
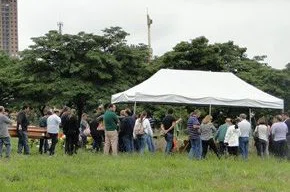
{"left": 19, "top": 0, "right": 290, "bottom": 69}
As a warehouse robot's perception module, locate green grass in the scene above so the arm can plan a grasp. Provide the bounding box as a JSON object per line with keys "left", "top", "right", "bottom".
{"left": 1, "top": 140, "right": 290, "bottom": 192}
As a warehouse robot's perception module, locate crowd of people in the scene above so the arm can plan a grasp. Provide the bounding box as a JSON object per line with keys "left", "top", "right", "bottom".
{"left": 0, "top": 104, "right": 290, "bottom": 161}
{"left": 187, "top": 109, "right": 290, "bottom": 160}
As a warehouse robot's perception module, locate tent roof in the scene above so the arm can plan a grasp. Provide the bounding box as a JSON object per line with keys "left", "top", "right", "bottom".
{"left": 111, "top": 69, "right": 284, "bottom": 109}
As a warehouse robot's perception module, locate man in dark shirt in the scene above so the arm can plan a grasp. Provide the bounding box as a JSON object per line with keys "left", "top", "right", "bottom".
{"left": 119, "top": 109, "right": 135, "bottom": 153}
{"left": 16, "top": 105, "right": 31, "bottom": 155}
{"left": 161, "top": 108, "right": 176, "bottom": 154}
{"left": 38, "top": 111, "right": 52, "bottom": 154}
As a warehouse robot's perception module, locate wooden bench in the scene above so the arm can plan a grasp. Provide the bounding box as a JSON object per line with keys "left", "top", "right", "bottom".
{"left": 8, "top": 125, "right": 47, "bottom": 139}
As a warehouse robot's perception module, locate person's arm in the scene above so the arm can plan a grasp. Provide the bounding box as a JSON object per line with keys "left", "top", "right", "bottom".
{"left": 271, "top": 125, "right": 275, "bottom": 136}
{"left": 224, "top": 127, "right": 230, "bottom": 144}
{"left": 176, "top": 118, "right": 182, "bottom": 124}
{"left": 267, "top": 125, "right": 271, "bottom": 136}
{"left": 57, "top": 116, "right": 62, "bottom": 124}
{"left": 16, "top": 113, "right": 23, "bottom": 131}
{"left": 161, "top": 124, "right": 165, "bottom": 131}
{"left": 211, "top": 124, "right": 217, "bottom": 133}
{"left": 215, "top": 126, "right": 221, "bottom": 140}
{"left": 4, "top": 116, "right": 12, "bottom": 125}
{"left": 145, "top": 119, "right": 153, "bottom": 136}
{"left": 165, "top": 121, "right": 176, "bottom": 134}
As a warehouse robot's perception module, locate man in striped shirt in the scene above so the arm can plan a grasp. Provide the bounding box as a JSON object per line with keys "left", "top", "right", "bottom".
{"left": 187, "top": 109, "right": 202, "bottom": 159}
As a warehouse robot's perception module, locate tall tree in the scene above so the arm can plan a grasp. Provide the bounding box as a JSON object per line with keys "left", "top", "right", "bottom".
{"left": 19, "top": 27, "right": 149, "bottom": 117}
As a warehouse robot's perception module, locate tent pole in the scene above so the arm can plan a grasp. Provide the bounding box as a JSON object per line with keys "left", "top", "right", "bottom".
{"left": 133, "top": 101, "right": 137, "bottom": 115}
{"left": 249, "top": 108, "right": 252, "bottom": 128}
{"left": 209, "top": 105, "right": 212, "bottom": 115}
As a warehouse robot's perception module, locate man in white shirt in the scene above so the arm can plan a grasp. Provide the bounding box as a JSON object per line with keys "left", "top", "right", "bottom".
{"left": 47, "top": 110, "right": 61, "bottom": 156}
{"left": 238, "top": 113, "right": 251, "bottom": 160}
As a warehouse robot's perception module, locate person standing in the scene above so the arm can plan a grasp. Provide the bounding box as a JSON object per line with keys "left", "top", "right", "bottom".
{"left": 60, "top": 106, "right": 71, "bottom": 154}
{"left": 238, "top": 113, "right": 251, "bottom": 160}
{"left": 16, "top": 105, "right": 31, "bottom": 155}
{"left": 38, "top": 111, "right": 52, "bottom": 154}
{"left": 200, "top": 115, "right": 220, "bottom": 159}
{"left": 215, "top": 118, "right": 231, "bottom": 155}
{"left": 282, "top": 112, "right": 290, "bottom": 160}
{"left": 271, "top": 115, "right": 288, "bottom": 159}
{"left": 0, "top": 106, "right": 13, "bottom": 158}
{"left": 187, "top": 110, "right": 202, "bottom": 160}
{"left": 80, "top": 113, "right": 90, "bottom": 148}
{"left": 103, "top": 104, "right": 119, "bottom": 155}
{"left": 65, "top": 110, "right": 79, "bottom": 155}
{"left": 224, "top": 119, "right": 241, "bottom": 157}
{"left": 119, "top": 109, "right": 134, "bottom": 153}
{"left": 145, "top": 118, "right": 155, "bottom": 153}
{"left": 161, "top": 108, "right": 176, "bottom": 155}
{"left": 47, "top": 110, "right": 61, "bottom": 156}
{"left": 254, "top": 117, "right": 270, "bottom": 158}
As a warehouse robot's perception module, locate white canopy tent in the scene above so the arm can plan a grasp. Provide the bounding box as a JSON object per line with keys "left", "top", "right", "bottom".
{"left": 111, "top": 69, "right": 284, "bottom": 110}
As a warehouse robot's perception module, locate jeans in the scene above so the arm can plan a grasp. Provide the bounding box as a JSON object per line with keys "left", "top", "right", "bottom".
{"left": 239, "top": 137, "right": 249, "bottom": 160}
{"left": 92, "top": 130, "right": 104, "bottom": 152}
{"left": 48, "top": 133, "right": 58, "bottom": 156}
{"left": 287, "top": 135, "right": 290, "bottom": 160}
{"left": 146, "top": 135, "right": 155, "bottom": 153}
{"left": 0, "top": 137, "right": 11, "bottom": 158}
{"left": 165, "top": 133, "right": 173, "bottom": 154}
{"left": 122, "top": 135, "right": 134, "bottom": 153}
{"left": 17, "top": 130, "right": 30, "bottom": 154}
{"left": 189, "top": 137, "right": 202, "bottom": 160}
{"left": 136, "top": 135, "right": 146, "bottom": 154}
{"left": 274, "top": 140, "right": 287, "bottom": 159}
{"left": 39, "top": 138, "right": 48, "bottom": 154}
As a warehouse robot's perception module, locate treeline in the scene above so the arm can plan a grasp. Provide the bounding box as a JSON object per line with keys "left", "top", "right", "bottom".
{"left": 0, "top": 26, "right": 289, "bottom": 120}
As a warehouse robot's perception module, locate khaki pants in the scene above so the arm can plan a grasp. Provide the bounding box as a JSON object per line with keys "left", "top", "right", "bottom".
{"left": 104, "top": 130, "right": 118, "bottom": 155}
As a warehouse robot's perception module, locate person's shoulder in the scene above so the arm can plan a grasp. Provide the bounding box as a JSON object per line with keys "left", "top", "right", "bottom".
{"left": 144, "top": 118, "right": 150, "bottom": 123}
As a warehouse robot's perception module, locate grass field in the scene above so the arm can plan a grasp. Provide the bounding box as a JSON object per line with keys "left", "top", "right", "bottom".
{"left": 1, "top": 140, "right": 290, "bottom": 192}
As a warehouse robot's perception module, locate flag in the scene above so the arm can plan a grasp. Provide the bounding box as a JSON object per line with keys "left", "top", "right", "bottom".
{"left": 147, "top": 14, "right": 153, "bottom": 26}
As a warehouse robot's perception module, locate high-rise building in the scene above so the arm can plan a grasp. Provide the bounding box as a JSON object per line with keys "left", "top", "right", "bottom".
{"left": 0, "top": 0, "right": 18, "bottom": 56}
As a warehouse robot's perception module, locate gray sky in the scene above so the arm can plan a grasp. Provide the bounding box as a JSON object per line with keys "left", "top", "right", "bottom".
{"left": 19, "top": 0, "right": 290, "bottom": 69}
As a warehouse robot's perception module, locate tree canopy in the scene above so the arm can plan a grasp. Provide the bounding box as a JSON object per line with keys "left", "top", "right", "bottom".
{"left": 0, "top": 27, "right": 289, "bottom": 117}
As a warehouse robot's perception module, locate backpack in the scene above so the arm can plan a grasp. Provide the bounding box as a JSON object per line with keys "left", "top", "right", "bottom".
{"left": 134, "top": 119, "right": 145, "bottom": 136}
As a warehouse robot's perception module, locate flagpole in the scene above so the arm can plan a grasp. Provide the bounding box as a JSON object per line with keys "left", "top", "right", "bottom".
{"left": 147, "top": 8, "right": 152, "bottom": 63}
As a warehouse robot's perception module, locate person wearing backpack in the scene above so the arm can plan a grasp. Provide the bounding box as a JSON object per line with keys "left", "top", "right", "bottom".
{"left": 133, "top": 111, "right": 150, "bottom": 153}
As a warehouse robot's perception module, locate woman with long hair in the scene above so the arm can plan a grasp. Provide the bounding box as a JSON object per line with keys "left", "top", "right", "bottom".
{"left": 133, "top": 111, "right": 151, "bottom": 153}
{"left": 254, "top": 117, "right": 270, "bottom": 158}
{"left": 66, "top": 110, "right": 79, "bottom": 155}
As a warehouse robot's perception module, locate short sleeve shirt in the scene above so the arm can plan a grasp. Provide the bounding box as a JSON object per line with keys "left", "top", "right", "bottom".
{"left": 162, "top": 115, "right": 176, "bottom": 134}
